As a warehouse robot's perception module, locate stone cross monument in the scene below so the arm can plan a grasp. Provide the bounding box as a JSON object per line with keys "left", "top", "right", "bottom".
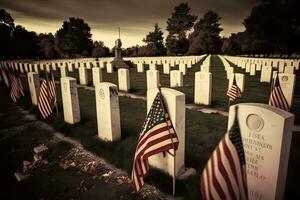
{"left": 112, "top": 27, "right": 129, "bottom": 70}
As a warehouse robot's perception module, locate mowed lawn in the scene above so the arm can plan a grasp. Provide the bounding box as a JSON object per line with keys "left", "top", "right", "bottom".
{"left": 1, "top": 55, "right": 300, "bottom": 199}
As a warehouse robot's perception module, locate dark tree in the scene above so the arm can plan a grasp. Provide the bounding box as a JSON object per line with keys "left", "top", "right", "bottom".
{"left": 188, "top": 11, "right": 223, "bottom": 55}
{"left": 55, "top": 17, "right": 93, "bottom": 58}
{"left": 91, "top": 41, "right": 110, "bottom": 57}
{"left": 124, "top": 46, "right": 139, "bottom": 57}
{"left": 241, "top": 0, "right": 300, "bottom": 56}
{"left": 142, "top": 23, "right": 166, "bottom": 56}
{"left": 12, "top": 25, "right": 40, "bottom": 59}
{"left": 0, "top": 9, "right": 14, "bottom": 59}
{"left": 39, "top": 33, "right": 57, "bottom": 58}
{"left": 166, "top": 3, "right": 197, "bottom": 55}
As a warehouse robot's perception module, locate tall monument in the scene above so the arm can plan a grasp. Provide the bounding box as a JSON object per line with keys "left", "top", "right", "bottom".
{"left": 112, "top": 28, "right": 129, "bottom": 70}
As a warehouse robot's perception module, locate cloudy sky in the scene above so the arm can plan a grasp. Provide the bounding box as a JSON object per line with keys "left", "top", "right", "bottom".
{"left": 0, "top": 0, "right": 259, "bottom": 48}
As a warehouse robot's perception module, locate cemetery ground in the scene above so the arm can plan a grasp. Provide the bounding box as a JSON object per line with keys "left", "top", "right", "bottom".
{"left": 1, "top": 55, "right": 300, "bottom": 199}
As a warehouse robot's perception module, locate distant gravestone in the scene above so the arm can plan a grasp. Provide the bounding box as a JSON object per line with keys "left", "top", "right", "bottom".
{"left": 147, "top": 88, "right": 185, "bottom": 176}
{"left": 228, "top": 73, "right": 245, "bottom": 93}
{"left": 92, "top": 67, "right": 102, "bottom": 86}
{"left": 149, "top": 63, "right": 156, "bottom": 71}
{"left": 170, "top": 70, "right": 183, "bottom": 87}
{"left": 146, "top": 70, "right": 160, "bottom": 90}
{"left": 79, "top": 67, "right": 88, "bottom": 85}
{"left": 277, "top": 73, "right": 296, "bottom": 108}
{"left": 250, "top": 64, "right": 256, "bottom": 76}
{"left": 137, "top": 63, "right": 144, "bottom": 72}
{"left": 228, "top": 103, "right": 294, "bottom": 200}
{"left": 278, "top": 62, "right": 285, "bottom": 73}
{"left": 95, "top": 82, "right": 121, "bottom": 141}
{"left": 226, "top": 67, "right": 234, "bottom": 79}
{"left": 284, "top": 66, "right": 294, "bottom": 74}
{"left": 118, "top": 68, "right": 130, "bottom": 92}
{"left": 60, "top": 66, "right": 68, "bottom": 77}
{"left": 163, "top": 63, "right": 170, "bottom": 74}
{"left": 60, "top": 77, "right": 81, "bottom": 124}
{"left": 260, "top": 66, "right": 272, "bottom": 83}
{"left": 27, "top": 72, "right": 40, "bottom": 106}
{"left": 179, "top": 63, "right": 187, "bottom": 75}
{"left": 194, "top": 71, "right": 212, "bottom": 105}
{"left": 245, "top": 63, "right": 251, "bottom": 73}
{"left": 107, "top": 62, "right": 113, "bottom": 73}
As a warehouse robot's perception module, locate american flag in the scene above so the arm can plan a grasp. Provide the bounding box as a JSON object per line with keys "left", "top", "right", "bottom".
{"left": 8, "top": 68, "right": 24, "bottom": 103}
{"left": 131, "top": 92, "right": 179, "bottom": 192}
{"left": 268, "top": 75, "right": 289, "bottom": 111}
{"left": 200, "top": 114, "right": 248, "bottom": 200}
{"left": 37, "top": 71, "right": 57, "bottom": 118}
{"left": 227, "top": 75, "right": 241, "bottom": 101}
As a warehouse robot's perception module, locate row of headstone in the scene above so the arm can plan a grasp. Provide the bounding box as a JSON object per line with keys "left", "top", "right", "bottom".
{"left": 2, "top": 60, "right": 296, "bottom": 199}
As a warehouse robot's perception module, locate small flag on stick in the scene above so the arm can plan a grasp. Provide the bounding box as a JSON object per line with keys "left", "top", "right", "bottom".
{"left": 131, "top": 92, "right": 179, "bottom": 192}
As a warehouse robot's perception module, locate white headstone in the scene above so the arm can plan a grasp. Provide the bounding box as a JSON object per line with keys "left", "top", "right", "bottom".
{"left": 60, "top": 66, "right": 68, "bottom": 77}
{"left": 92, "top": 67, "right": 103, "bottom": 86}
{"left": 79, "top": 67, "right": 88, "bottom": 85}
{"left": 149, "top": 63, "right": 156, "bottom": 71}
{"left": 95, "top": 82, "right": 121, "bottom": 141}
{"left": 27, "top": 72, "right": 40, "bottom": 105}
{"left": 228, "top": 103, "right": 294, "bottom": 200}
{"left": 194, "top": 72, "right": 212, "bottom": 105}
{"left": 245, "top": 63, "right": 251, "bottom": 73}
{"left": 228, "top": 73, "right": 245, "bottom": 93}
{"left": 118, "top": 68, "right": 130, "bottom": 92}
{"left": 147, "top": 88, "right": 185, "bottom": 176}
{"left": 60, "top": 77, "right": 81, "bottom": 124}
{"left": 170, "top": 70, "right": 183, "bottom": 87}
{"left": 250, "top": 64, "right": 256, "bottom": 76}
{"left": 179, "top": 63, "right": 187, "bottom": 75}
{"left": 284, "top": 66, "right": 294, "bottom": 74}
{"left": 146, "top": 70, "right": 160, "bottom": 90}
{"left": 277, "top": 73, "right": 296, "bottom": 108}
{"left": 260, "top": 66, "right": 272, "bottom": 83}
{"left": 137, "top": 63, "right": 144, "bottom": 72}
{"left": 163, "top": 63, "right": 170, "bottom": 74}
{"left": 107, "top": 63, "right": 113, "bottom": 73}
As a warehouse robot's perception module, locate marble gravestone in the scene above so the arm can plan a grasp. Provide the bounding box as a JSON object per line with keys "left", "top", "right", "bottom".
{"left": 194, "top": 71, "right": 212, "bottom": 105}
{"left": 250, "top": 64, "right": 256, "bottom": 76}
{"left": 79, "top": 66, "right": 88, "bottom": 85}
{"left": 118, "top": 68, "right": 130, "bottom": 92}
{"left": 107, "top": 62, "right": 113, "bottom": 73}
{"left": 228, "top": 73, "right": 245, "bottom": 93}
{"left": 149, "top": 63, "right": 156, "bottom": 71}
{"left": 277, "top": 73, "right": 296, "bottom": 108}
{"left": 27, "top": 72, "right": 40, "bottom": 105}
{"left": 60, "top": 77, "right": 81, "bottom": 124}
{"left": 163, "top": 63, "right": 170, "bottom": 74}
{"left": 95, "top": 82, "right": 121, "bottom": 141}
{"left": 284, "top": 66, "right": 294, "bottom": 74}
{"left": 146, "top": 70, "right": 160, "bottom": 90}
{"left": 245, "top": 63, "right": 251, "bottom": 73}
{"left": 170, "top": 70, "right": 183, "bottom": 87}
{"left": 137, "top": 63, "right": 144, "bottom": 72}
{"left": 147, "top": 88, "right": 185, "bottom": 176}
{"left": 179, "top": 63, "right": 187, "bottom": 75}
{"left": 260, "top": 66, "right": 272, "bottom": 83}
{"left": 228, "top": 103, "right": 294, "bottom": 200}
{"left": 60, "top": 66, "right": 68, "bottom": 77}
{"left": 92, "top": 67, "right": 103, "bottom": 86}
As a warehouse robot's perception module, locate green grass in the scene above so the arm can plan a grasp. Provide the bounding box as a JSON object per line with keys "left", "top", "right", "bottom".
{"left": 1, "top": 55, "right": 300, "bottom": 199}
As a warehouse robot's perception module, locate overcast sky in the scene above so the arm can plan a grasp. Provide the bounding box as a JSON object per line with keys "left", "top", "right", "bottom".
{"left": 0, "top": 0, "right": 259, "bottom": 48}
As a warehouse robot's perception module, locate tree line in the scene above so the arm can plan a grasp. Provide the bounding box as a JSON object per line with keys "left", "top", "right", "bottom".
{"left": 0, "top": 0, "right": 299, "bottom": 60}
